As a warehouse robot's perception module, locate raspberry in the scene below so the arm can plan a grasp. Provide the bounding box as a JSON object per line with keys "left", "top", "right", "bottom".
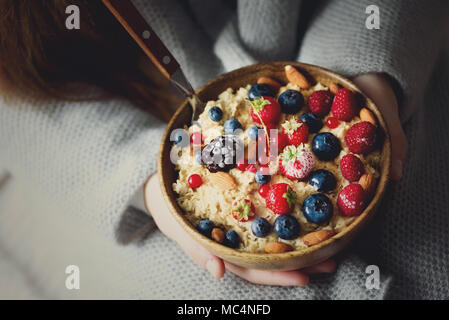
{"left": 331, "top": 88, "right": 358, "bottom": 121}
{"left": 308, "top": 90, "right": 333, "bottom": 118}
{"left": 337, "top": 184, "right": 366, "bottom": 216}
{"left": 345, "top": 121, "right": 377, "bottom": 154}
{"left": 340, "top": 154, "right": 365, "bottom": 182}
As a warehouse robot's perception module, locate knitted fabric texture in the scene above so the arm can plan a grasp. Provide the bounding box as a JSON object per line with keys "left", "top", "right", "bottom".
{"left": 0, "top": 0, "right": 448, "bottom": 299}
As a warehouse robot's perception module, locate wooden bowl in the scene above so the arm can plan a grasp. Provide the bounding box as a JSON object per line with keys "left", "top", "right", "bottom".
{"left": 157, "top": 62, "right": 391, "bottom": 271}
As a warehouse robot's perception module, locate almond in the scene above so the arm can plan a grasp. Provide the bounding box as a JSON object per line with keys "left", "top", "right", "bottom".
{"left": 360, "top": 108, "right": 377, "bottom": 126}
{"left": 359, "top": 173, "right": 376, "bottom": 196}
{"left": 257, "top": 76, "right": 282, "bottom": 91}
{"left": 211, "top": 228, "right": 225, "bottom": 243}
{"left": 264, "top": 241, "right": 293, "bottom": 254}
{"left": 301, "top": 230, "right": 335, "bottom": 247}
{"left": 208, "top": 172, "right": 237, "bottom": 190}
{"left": 329, "top": 82, "right": 340, "bottom": 95}
{"left": 284, "top": 65, "right": 310, "bottom": 89}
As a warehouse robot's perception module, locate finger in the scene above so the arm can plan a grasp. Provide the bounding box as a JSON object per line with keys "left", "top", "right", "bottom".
{"left": 390, "top": 128, "right": 408, "bottom": 181}
{"left": 224, "top": 262, "right": 309, "bottom": 286}
{"left": 177, "top": 236, "right": 226, "bottom": 280}
{"left": 302, "top": 259, "right": 337, "bottom": 274}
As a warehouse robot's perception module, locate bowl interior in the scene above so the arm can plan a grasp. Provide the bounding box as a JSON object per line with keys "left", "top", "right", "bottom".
{"left": 158, "top": 62, "right": 391, "bottom": 270}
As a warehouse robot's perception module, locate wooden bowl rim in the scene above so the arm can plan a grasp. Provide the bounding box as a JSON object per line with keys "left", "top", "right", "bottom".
{"left": 154, "top": 61, "right": 391, "bottom": 263}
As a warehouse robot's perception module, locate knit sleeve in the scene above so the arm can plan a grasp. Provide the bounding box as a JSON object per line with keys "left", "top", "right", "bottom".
{"left": 0, "top": 96, "right": 165, "bottom": 241}
{"left": 298, "top": 0, "right": 448, "bottom": 122}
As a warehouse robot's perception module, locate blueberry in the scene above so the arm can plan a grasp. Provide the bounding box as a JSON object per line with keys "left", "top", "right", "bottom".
{"left": 172, "top": 129, "right": 188, "bottom": 147}
{"left": 224, "top": 118, "right": 242, "bottom": 134}
{"left": 196, "top": 218, "right": 215, "bottom": 237}
{"left": 248, "top": 84, "right": 274, "bottom": 101}
{"left": 195, "top": 151, "right": 202, "bottom": 165}
{"left": 278, "top": 89, "right": 304, "bottom": 114}
{"left": 302, "top": 193, "right": 333, "bottom": 224}
{"left": 223, "top": 230, "right": 240, "bottom": 248}
{"left": 309, "top": 170, "right": 337, "bottom": 193}
{"left": 273, "top": 215, "right": 300, "bottom": 240}
{"left": 255, "top": 170, "right": 271, "bottom": 185}
{"left": 247, "top": 125, "right": 259, "bottom": 141}
{"left": 312, "top": 132, "right": 341, "bottom": 161}
{"left": 300, "top": 113, "right": 323, "bottom": 133}
{"left": 251, "top": 217, "right": 271, "bottom": 238}
{"left": 208, "top": 106, "right": 223, "bottom": 122}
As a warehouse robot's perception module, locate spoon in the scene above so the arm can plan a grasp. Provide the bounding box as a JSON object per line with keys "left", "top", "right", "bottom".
{"left": 102, "top": 0, "right": 205, "bottom": 123}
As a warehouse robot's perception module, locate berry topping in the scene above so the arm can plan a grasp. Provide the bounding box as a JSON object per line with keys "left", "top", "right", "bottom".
{"left": 232, "top": 199, "right": 256, "bottom": 222}
{"left": 300, "top": 113, "right": 323, "bottom": 133}
{"left": 266, "top": 183, "right": 297, "bottom": 215}
{"left": 201, "top": 135, "right": 244, "bottom": 173}
{"left": 302, "top": 193, "right": 334, "bottom": 224}
{"left": 278, "top": 89, "right": 304, "bottom": 114}
{"left": 340, "top": 154, "right": 365, "bottom": 182}
{"left": 331, "top": 88, "right": 358, "bottom": 121}
{"left": 208, "top": 106, "right": 223, "bottom": 122}
{"left": 248, "top": 84, "right": 275, "bottom": 101}
{"left": 268, "top": 130, "right": 289, "bottom": 154}
{"left": 312, "top": 132, "right": 341, "bottom": 161}
{"left": 309, "top": 169, "right": 337, "bottom": 193}
{"left": 281, "top": 118, "right": 309, "bottom": 146}
{"left": 273, "top": 215, "right": 300, "bottom": 240}
{"left": 249, "top": 97, "right": 281, "bottom": 125}
{"left": 258, "top": 185, "right": 271, "bottom": 198}
{"left": 196, "top": 218, "right": 215, "bottom": 237}
{"left": 245, "top": 163, "right": 257, "bottom": 173}
{"left": 247, "top": 125, "right": 260, "bottom": 141}
{"left": 236, "top": 157, "right": 248, "bottom": 171}
{"left": 279, "top": 145, "right": 315, "bottom": 180}
{"left": 337, "top": 184, "right": 366, "bottom": 216}
{"left": 345, "top": 121, "right": 377, "bottom": 154}
{"left": 251, "top": 217, "right": 271, "bottom": 238}
{"left": 264, "top": 122, "right": 277, "bottom": 131}
{"left": 308, "top": 90, "right": 333, "bottom": 118}
{"left": 326, "top": 117, "right": 340, "bottom": 129}
{"left": 224, "top": 118, "right": 243, "bottom": 134}
{"left": 190, "top": 132, "right": 204, "bottom": 145}
{"left": 188, "top": 174, "right": 203, "bottom": 188}
{"left": 223, "top": 230, "right": 240, "bottom": 248}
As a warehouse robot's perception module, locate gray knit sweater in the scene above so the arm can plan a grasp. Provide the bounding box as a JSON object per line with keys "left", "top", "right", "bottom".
{"left": 0, "top": 0, "right": 448, "bottom": 299}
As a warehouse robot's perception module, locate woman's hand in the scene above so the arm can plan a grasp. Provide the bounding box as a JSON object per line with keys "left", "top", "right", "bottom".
{"left": 145, "top": 174, "right": 336, "bottom": 286}
{"left": 353, "top": 73, "right": 408, "bottom": 180}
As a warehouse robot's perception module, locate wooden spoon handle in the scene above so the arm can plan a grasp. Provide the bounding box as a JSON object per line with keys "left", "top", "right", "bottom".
{"left": 102, "top": 0, "right": 180, "bottom": 79}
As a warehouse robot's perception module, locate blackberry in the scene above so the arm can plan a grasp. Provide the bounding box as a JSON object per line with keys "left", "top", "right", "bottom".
{"left": 201, "top": 135, "right": 243, "bottom": 173}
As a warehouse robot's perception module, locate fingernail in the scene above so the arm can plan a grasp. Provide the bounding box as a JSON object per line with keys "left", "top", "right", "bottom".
{"left": 392, "top": 159, "right": 403, "bottom": 180}
{"left": 206, "top": 259, "right": 220, "bottom": 279}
